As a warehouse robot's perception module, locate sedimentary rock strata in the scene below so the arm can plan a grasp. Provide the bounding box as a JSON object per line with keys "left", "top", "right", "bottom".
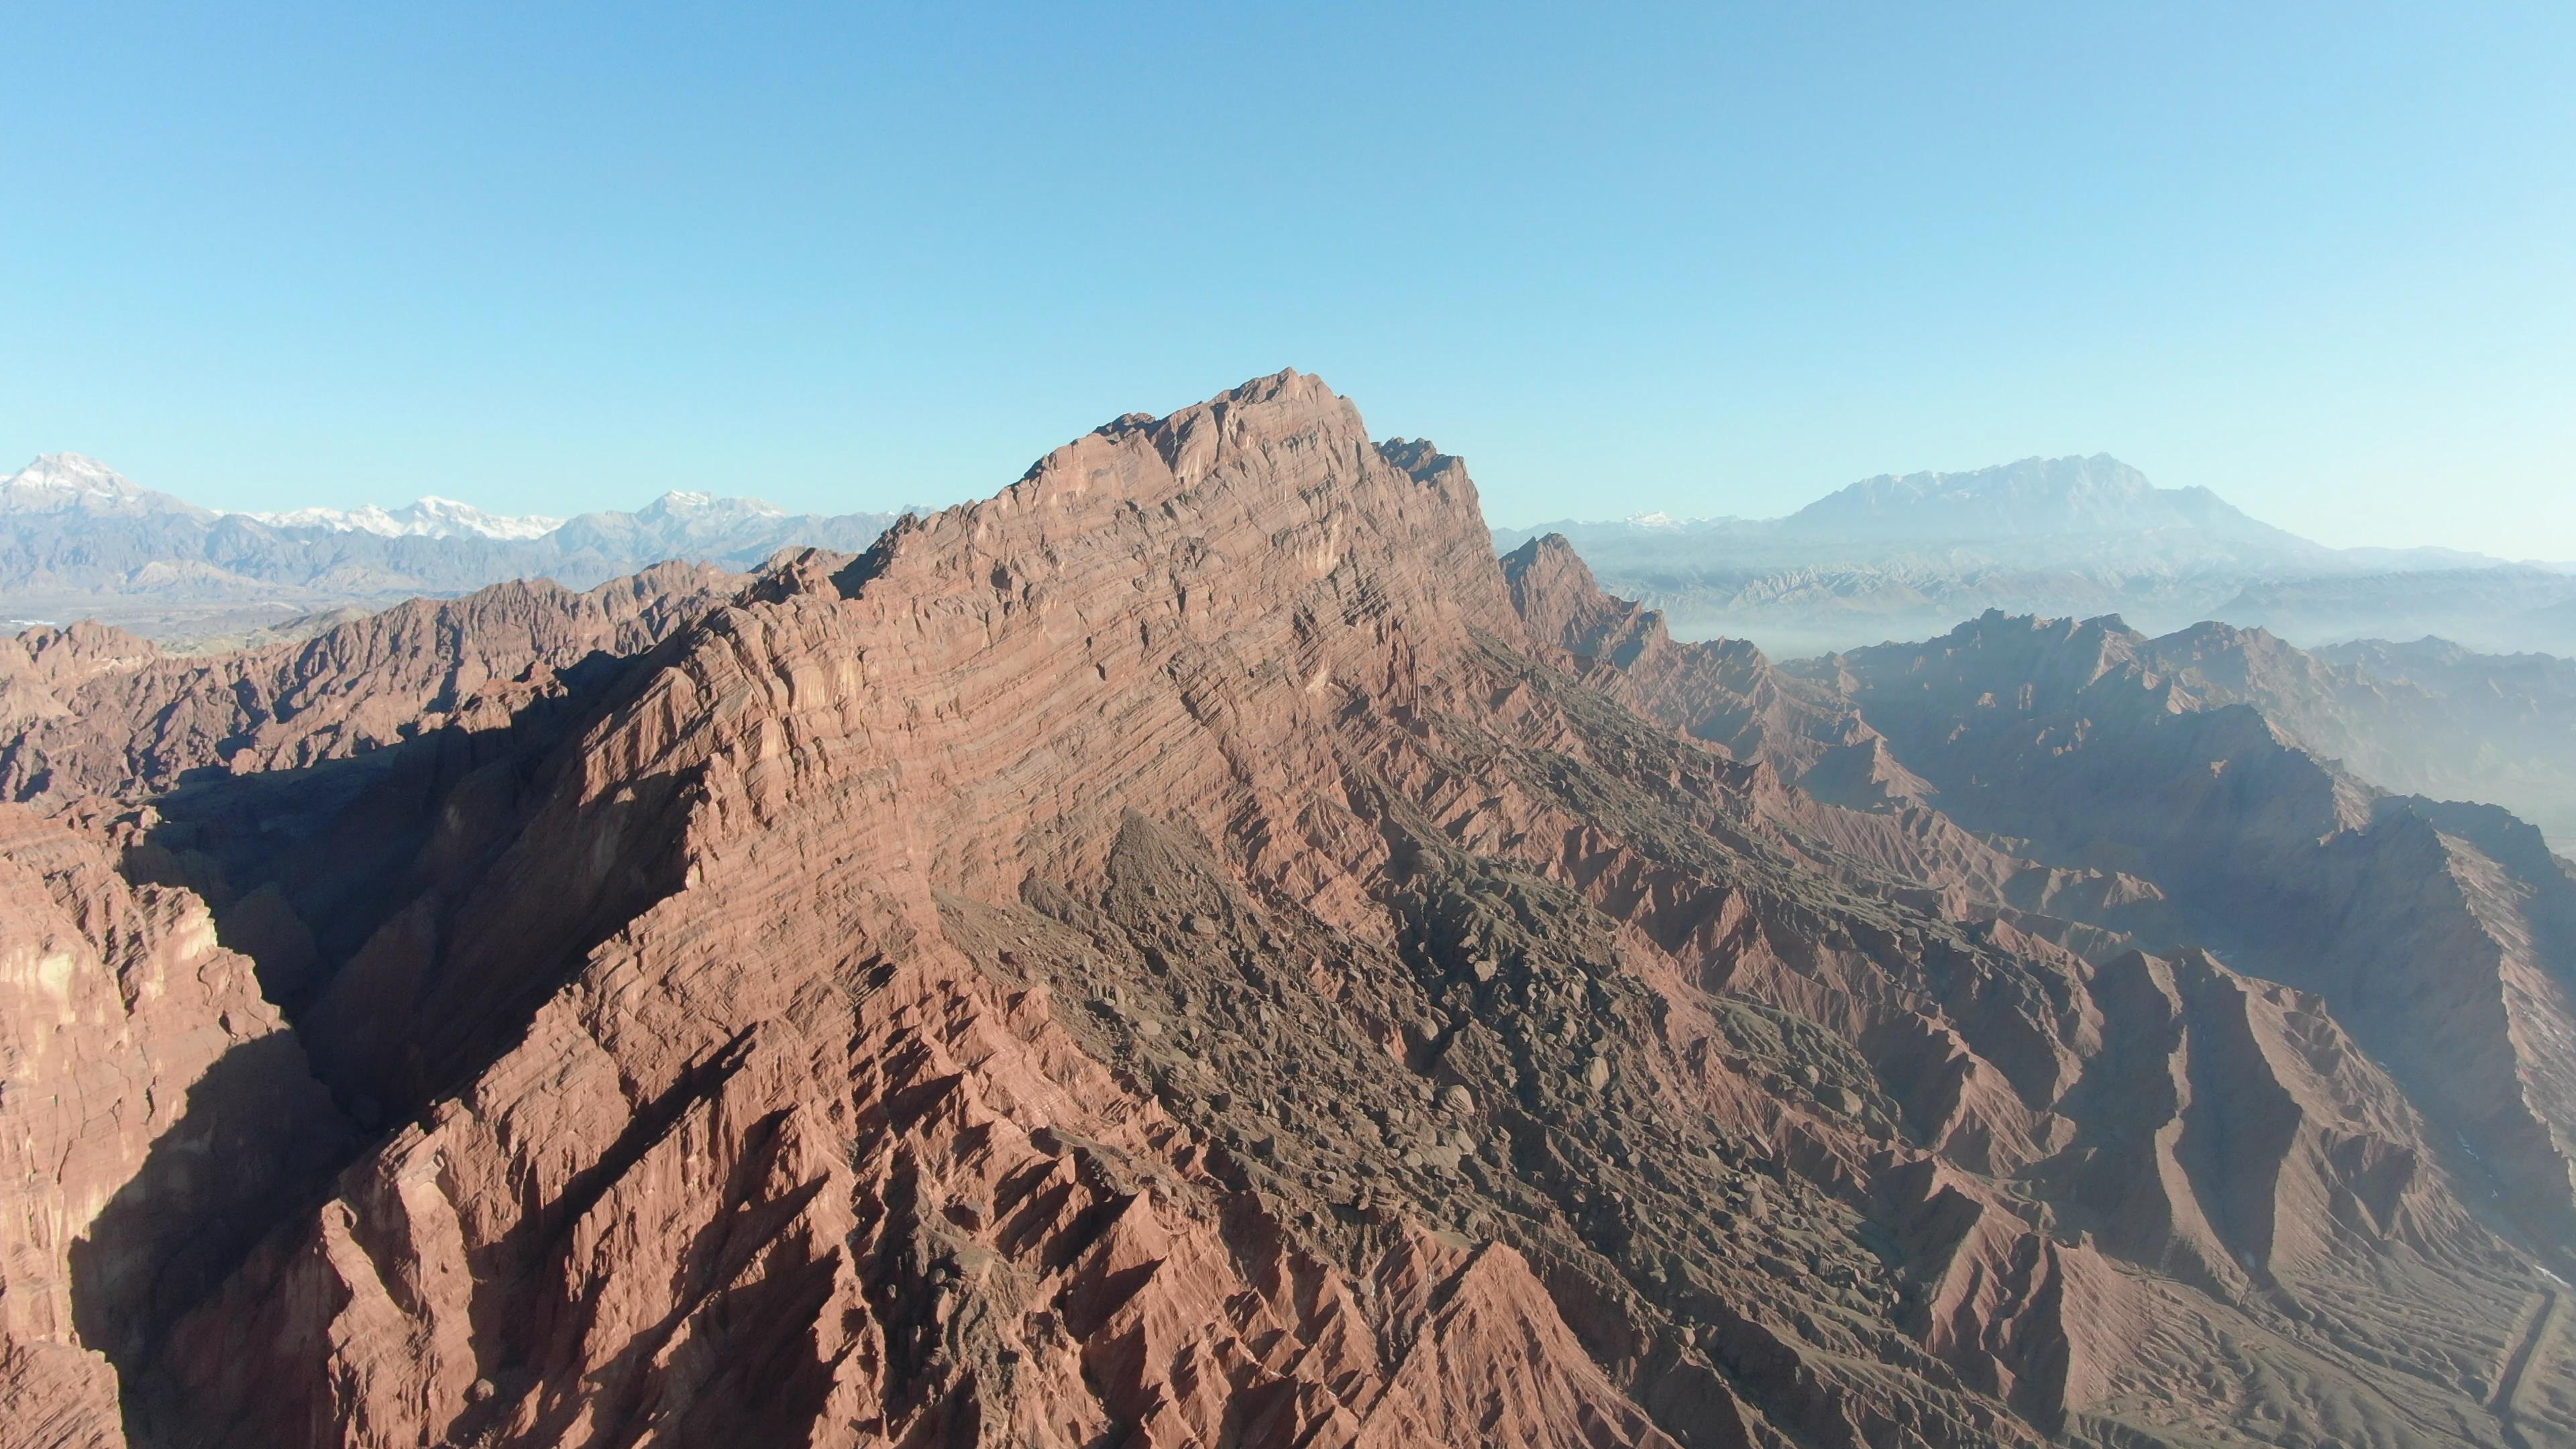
{"left": 5, "top": 374, "right": 2571, "bottom": 1448}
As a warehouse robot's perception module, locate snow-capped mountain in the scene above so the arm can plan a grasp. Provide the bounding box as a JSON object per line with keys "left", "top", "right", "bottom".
{"left": 244, "top": 496, "right": 566, "bottom": 541}
{"left": 0, "top": 453, "right": 911, "bottom": 645}
{"left": 5, "top": 457, "right": 564, "bottom": 539}
{"left": 0, "top": 453, "right": 213, "bottom": 519}
{"left": 648, "top": 490, "right": 783, "bottom": 517}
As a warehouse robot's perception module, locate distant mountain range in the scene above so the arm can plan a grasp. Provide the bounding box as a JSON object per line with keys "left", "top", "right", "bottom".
{"left": 0, "top": 453, "right": 906, "bottom": 647}
{"left": 15, "top": 448, "right": 2576, "bottom": 661}
{"left": 243, "top": 496, "right": 567, "bottom": 540}
{"left": 1497, "top": 454, "right": 2576, "bottom": 657}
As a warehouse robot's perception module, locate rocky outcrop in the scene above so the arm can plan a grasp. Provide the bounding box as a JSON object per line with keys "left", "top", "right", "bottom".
{"left": 2000, "top": 619, "right": 2576, "bottom": 856}
{"left": 115, "top": 374, "right": 1738, "bottom": 1447}
{"left": 0, "top": 623, "right": 163, "bottom": 727}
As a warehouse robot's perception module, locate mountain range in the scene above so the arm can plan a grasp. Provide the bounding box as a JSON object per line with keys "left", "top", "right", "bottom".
{"left": 0, "top": 453, "right": 906, "bottom": 647}
{"left": 242, "top": 496, "right": 567, "bottom": 541}
{"left": 4, "top": 373, "right": 2573, "bottom": 1448}
{"left": 19, "top": 448, "right": 2576, "bottom": 666}
{"left": 1495, "top": 455, "right": 2576, "bottom": 659}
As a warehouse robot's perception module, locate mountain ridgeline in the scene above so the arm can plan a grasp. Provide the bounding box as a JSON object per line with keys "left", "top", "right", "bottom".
{"left": 1495, "top": 454, "right": 2576, "bottom": 659}
{"left": 2, "top": 374, "right": 2573, "bottom": 1449}
{"left": 1777, "top": 454, "right": 2299, "bottom": 545}
{"left": 0, "top": 452, "right": 904, "bottom": 647}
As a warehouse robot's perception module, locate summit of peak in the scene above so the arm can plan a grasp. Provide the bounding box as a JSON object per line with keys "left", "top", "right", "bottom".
{"left": 808, "top": 375, "right": 1515, "bottom": 661}
{"left": 639, "top": 489, "right": 784, "bottom": 518}
{"left": 1206, "top": 366, "right": 1332, "bottom": 408}
{"left": 1778, "top": 453, "right": 2303, "bottom": 546}
{"left": 19, "top": 451, "right": 125, "bottom": 477}
{"left": 982, "top": 372, "right": 1374, "bottom": 514}
{"left": 3, "top": 453, "right": 213, "bottom": 519}
{"left": 9, "top": 452, "right": 142, "bottom": 493}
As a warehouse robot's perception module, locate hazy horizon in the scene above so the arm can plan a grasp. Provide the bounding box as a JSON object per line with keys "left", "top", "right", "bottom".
{"left": 17, "top": 436, "right": 2574, "bottom": 571}
{"left": 7, "top": 5, "right": 2571, "bottom": 556}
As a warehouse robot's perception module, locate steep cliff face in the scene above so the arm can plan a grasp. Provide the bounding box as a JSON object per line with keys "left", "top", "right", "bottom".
{"left": 11, "top": 376, "right": 2574, "bottom": 1449}
{"left": 0, "top": 804, "right": 348, "bottom": 1449}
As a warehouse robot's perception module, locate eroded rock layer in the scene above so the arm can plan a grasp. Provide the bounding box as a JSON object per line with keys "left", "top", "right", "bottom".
{"left": 0, "top": 803, "right": 347, "bottom": 1449}
{"left": 6, "top": 374, "right": 2572, "bottom": 1448}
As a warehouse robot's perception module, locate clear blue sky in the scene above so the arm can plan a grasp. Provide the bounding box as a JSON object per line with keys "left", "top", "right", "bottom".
{"left": 5, "top": 3, "right": 2571, "bottom": 556}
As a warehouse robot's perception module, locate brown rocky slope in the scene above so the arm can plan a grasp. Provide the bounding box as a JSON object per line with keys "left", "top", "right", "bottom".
{"left": 4, "top": 374, "right": 2570, "bottom": 1448}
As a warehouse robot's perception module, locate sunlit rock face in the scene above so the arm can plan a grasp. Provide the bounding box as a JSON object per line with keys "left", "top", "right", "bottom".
{"left": 5, "top": 373, "right": 2571, "bottom": 1449}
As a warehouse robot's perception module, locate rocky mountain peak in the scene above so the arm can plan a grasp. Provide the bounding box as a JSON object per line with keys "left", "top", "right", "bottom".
{"left": 1, "top": 453, "right": 212, "bottom": 519}
{"left": 1375, "top": 435, "right": 1470, "bottom": 488}
{"left": 1500, "top": 532, "right": 1646, "bottom": 661}
{"left": 9, "top": 378, "right": 2576, "bottom": 1449}
{"left": 638, "top": 488, "right": 786, "bottom": 519}
{"left": 1067, "top": 368, "right": 1366, "bottom": 490}
{"left": 1785, "top": 453, "right": 2177, "bottom": 537}
{"left": 827, "top": 370, "right": 1513, "bottom": 656}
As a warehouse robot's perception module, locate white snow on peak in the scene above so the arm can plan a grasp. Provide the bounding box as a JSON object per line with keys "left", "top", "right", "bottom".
{"left": 7, "top": 453, "right": 129, "bottom": 497}
{"left": 245, "top": 496, "right": 566, "bottom": 541}
{"left": 5, "top": 454, "right": 566, "bottom": 536}
{"left": 643, "top": 490, "right": 784, "bottom": 517}
{"left": 1, "top": 453, "right": 212, "bottom": 518}
{"left": 3, "top": 455, "right": 870, "bottom": 549}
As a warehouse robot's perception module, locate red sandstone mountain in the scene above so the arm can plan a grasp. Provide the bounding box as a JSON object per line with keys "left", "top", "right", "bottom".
{"left": 3, "top": 374, "right": 2571, "bottom": 1449}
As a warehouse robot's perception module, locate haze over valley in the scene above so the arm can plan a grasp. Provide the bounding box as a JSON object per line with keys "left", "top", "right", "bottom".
{"left": 1494, "top": 454, "right": 2576, "bottom": 660}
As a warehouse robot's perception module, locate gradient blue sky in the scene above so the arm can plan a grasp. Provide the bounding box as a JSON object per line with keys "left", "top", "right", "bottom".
{"left": 5, "top": 3, "right": 2571, "bottom": 555}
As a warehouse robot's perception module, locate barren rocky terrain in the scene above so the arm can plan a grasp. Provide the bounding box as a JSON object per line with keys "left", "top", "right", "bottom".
{"left": 5, "top": 374, "right": 2573, "bottom": 1448}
